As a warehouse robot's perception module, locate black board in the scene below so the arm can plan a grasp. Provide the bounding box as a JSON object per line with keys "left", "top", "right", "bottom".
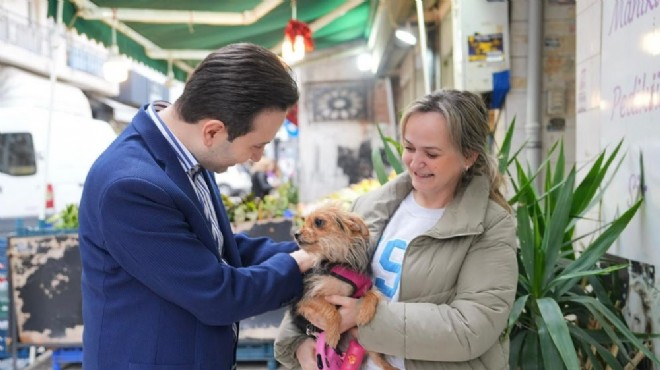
{"left": 7, "top": 233, "right": 82, "bottom": 345}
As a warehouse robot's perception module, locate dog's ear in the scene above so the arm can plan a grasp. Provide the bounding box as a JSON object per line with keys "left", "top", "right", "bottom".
{"left": 344, "top": 214, "right": 369, "bottom": 238}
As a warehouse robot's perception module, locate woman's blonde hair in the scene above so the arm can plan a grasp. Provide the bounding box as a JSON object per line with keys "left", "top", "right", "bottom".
{"left": 400, "top": 89, "right": 510, "bottom": 212}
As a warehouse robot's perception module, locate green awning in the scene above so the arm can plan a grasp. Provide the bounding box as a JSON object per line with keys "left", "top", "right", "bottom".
{"left": 48, "top": 0, "right": 377, "bottom": 81}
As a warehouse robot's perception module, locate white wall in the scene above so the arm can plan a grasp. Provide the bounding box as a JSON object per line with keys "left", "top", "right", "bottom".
{"left": 577, "top": 1, "right": 660, "bottom": 365}
{"left": 296, "top": 52, "right": 395, "bottom": 203}
{"left": 577, "top": 1, "right": 660, "bottom": 268}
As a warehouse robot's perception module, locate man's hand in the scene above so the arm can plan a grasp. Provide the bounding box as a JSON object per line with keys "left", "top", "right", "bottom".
{"left": 289, "top": 249, "right": 317, "bottom": 273}
{"left": 296, "top": 337, "right": 317, "bottom": 370}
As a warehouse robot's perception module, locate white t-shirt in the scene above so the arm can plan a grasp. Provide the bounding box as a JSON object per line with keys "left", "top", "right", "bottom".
{"left": 363, "top": 192, "right": 444, "bottom": 370}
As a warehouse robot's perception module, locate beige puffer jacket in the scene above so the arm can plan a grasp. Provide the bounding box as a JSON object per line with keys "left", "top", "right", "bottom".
{"left": 275, "top": 174, "right": 518, "bottom": 370}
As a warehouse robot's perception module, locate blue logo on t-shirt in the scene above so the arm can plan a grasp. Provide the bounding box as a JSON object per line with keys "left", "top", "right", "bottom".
{"left": 374, "top": 239, "right": 407, "bottom": 299}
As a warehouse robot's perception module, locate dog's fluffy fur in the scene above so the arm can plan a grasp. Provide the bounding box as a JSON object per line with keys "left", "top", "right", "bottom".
{"left": 292, "top": 203, "right": 396, "bottom": 370}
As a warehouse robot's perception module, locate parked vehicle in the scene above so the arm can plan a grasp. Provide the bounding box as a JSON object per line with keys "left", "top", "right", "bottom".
{"left": 0, "top": 109, "right": 116, "bottom": 225}
{"left": 0, "top": 67, "right": 117, "bottom": 234}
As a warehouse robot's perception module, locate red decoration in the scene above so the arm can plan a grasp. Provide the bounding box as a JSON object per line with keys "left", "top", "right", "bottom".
{"left": 286, "top": 103, "right": 299, "bottom": 126}
{"left": 284, "top": 19, "right": 314, "bottom": 52}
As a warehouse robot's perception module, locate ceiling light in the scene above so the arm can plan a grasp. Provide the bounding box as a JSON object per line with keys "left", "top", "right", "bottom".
{"left": 103, "top": 11, "right": 129, "bottom": 83}
{"left": 282, "top": 0, "right": 313, "bottom": 64}
{"left": 104, "top": 45, "right": 129, "bottom": 83}
{"left": 395, "top": 29, "right": 417, "bottom": 46}
{"left": 283, "top": 33, "right": 306, "bottom": 64}
{"left": 356, "top": 53, "right": 373, "bottom": 72}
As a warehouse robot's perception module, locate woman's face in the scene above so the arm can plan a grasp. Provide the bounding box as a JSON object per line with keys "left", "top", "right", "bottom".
{"left": 402, "top": 112, "right": 473, "bottom": 208}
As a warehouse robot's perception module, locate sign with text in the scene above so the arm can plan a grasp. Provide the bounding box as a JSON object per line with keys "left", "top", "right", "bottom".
{"left": 600, "top": 1, "right": 660, "bottom": 265}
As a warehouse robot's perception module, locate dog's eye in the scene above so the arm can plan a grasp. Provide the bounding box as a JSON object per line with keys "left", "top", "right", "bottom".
{"left": 314, "top": 218, "right": 325, "bottom": 228}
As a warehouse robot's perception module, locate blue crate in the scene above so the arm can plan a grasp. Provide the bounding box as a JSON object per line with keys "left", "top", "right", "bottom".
{"left": 51, "top": 347, "right": 82, "bottom": 370}
{"left": 237, "top": 340, "right": 277, "bottom": 370}
{"left": 13, "top": 227, "right": 78, "bottom": 237}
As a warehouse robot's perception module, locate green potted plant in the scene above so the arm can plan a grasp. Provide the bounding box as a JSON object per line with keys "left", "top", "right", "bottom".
{"left": 224, "top": 181, "right": 301, "bottom": 240}
{"left": 500, "top": 129, "right": 657, "bottom": 368}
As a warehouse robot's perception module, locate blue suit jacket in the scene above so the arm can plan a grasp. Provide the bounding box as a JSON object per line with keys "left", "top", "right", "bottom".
{"left": 78, "top": 105, "right": 302, "bottom": 370}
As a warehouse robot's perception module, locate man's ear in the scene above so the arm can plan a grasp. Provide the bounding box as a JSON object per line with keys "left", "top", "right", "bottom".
{"left": 202, "top": 119, "right": 226, "bottom": 146}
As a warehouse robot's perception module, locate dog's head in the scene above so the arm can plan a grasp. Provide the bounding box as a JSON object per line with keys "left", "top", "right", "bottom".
{"left": 294, "top": 204, "right": 371, "bottom": 272}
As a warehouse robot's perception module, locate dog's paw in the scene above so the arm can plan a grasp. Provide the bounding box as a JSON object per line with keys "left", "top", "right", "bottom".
{"left": 356, "top": 290, "right": 380, "bottom": 325}
{"left": 325, "top": 328, "right": 341, "bottom": 349}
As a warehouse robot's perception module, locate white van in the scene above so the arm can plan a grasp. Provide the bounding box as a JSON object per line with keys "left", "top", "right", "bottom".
{"left": 0, "top": 108, "right": 116, "bottom": 223}
{"left": 0, "top": 67, "right": 117, "bottom": 231}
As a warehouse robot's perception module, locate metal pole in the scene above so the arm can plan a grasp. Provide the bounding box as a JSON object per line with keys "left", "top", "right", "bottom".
{"left": 415, "top": 0, "right": 430, "bottom": 94}
{"left": 40, "top": 1, "right": 63, "bottom": 222}
{"left": 526, "top": 0, "right": 543, "bottom": 186}
{"left": 57, "top": 0, "right": 63, "bottom": 24}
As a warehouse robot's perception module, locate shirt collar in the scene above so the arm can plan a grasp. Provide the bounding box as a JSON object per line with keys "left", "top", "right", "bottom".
{"left": 146, "top": 101, "right": 202, "bottom": 177}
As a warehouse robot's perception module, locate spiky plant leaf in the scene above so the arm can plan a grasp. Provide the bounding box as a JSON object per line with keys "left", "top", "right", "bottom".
{"left": 537, "top": 297, "right": 581, "bottom": 369}
{"left": 569, "top": 294, "right": 660, "bottom": 364}
{"left": 541, "top": 168, "right": 575, "bottom": 287}
{"left": 556, "top": 199, "right": 642, "bottom": 296}
{"left": 506, "top": 294, "right": 528, "bottom": 337}
{"left": 571, "top": 140, "right": 623, "bottom": 217}
{"left": 569, "top": 326, "right": 621, "bottom": 370}
{"left": 375, "top": 124, "right": 404, "bottom": 175}
{"left": 371, "top": 146, "right": 389, "bottom": 185}
{"left": 498, "top": 117, "right": 516, "bottom": 174}
{"left": 520, "top": 331, "right": 543, "bottom": 370}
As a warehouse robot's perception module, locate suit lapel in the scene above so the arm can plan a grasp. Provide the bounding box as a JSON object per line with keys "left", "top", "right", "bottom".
{"left": 132, "top": 105, "right": 221, "bottom": 260}
{"left": 132, "top": 106, "right": 199, "bottom": 203}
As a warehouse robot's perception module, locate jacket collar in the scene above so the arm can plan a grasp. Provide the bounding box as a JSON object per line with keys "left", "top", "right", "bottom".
{"left": 379, "top": 173, "right": 489, "bottom": 239}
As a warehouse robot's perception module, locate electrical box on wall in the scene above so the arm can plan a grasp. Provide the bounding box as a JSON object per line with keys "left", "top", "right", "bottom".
{"left": 452, "top": 0, "right": 509, "bottom": 92}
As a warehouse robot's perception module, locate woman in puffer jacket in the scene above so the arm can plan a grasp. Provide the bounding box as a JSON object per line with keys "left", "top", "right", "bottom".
{"left": 275, "top": 89, "right": 518, "bottom": 370}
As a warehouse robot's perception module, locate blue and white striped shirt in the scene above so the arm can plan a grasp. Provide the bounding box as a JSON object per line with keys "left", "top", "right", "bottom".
{"left": 146, "top": 102, "right": 237, "bottom": 355}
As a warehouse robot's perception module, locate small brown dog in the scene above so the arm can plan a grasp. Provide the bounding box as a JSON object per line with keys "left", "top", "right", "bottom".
{"left": 292, "top": 203, "right": 396, "bottom": 370}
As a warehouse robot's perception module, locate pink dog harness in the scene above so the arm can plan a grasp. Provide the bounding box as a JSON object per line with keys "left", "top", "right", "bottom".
{"left": 315, "top": 265, "right": 372, "bottom": 370}
{"left": 329, "top": 265, "right": 372, "bottom": 298}
{"left": 316, "top": 332, "right": 366, "bottom": 370}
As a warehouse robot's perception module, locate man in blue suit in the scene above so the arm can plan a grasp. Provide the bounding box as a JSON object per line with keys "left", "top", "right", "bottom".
{"left": 79, "top": 43, "right": 316, "bottom": 370}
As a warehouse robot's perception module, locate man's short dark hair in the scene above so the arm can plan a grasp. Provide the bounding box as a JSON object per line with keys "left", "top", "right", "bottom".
{"left": 174, "top": 43, "right": 299, "bottom": 141}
